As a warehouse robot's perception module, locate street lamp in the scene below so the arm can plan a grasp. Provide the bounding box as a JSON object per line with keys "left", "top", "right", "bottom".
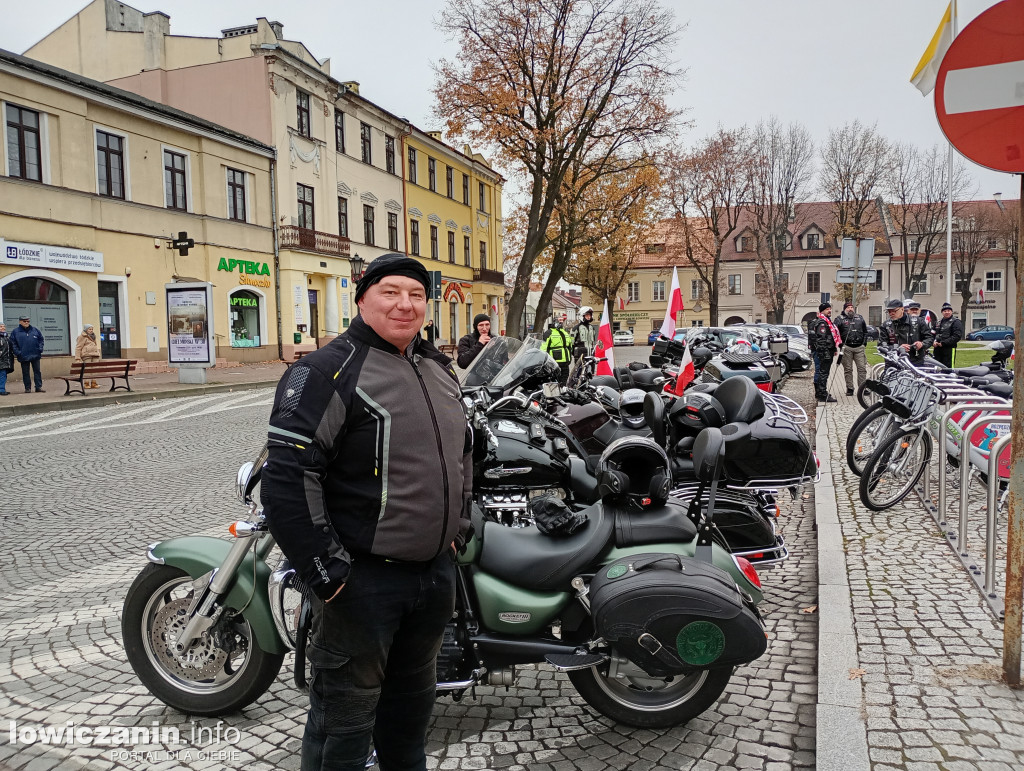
{"left": 350, "top": 253, "right": 364, "bottom": 282}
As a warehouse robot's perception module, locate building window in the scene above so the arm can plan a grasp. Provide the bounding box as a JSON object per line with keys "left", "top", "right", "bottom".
{"left": 868, "top": 305, "right": 882, "bottom": 327}
{"left": 338, "top": 197, "right": 348, "bottom": 238}
{"left": 385, "top": 135, "right": 395, "bottom": 174}
{"left": 954, "top": 273, "right": 971, "bottom": 293}
{"left": 464, "top": 235, "right": 471, "bottom": 266}
{"left": 363, "top": 205, "right": 375, "bottom": 245}
{"left": 806, "top": 233, "right": 821, "bottom": 249}
{"left": 430, "top": 225, "right": 439, "bottom": 260}
{"left": 987, "top": 238, "right": 998, "bottom": 250}
{"left": 448, "top": 231, "right": 455, "bottom": 263}
{"left": 691, "top": 280, "right": 702, "bottom": 300}
{"left": 6, "top": 104, "right": 41, "bottom": 182}
{"left": 297, "top": 184, "right": 314, "bottom": 230}
{"left": 1, "top": 277, "right": 71, "bottom": 355}
{"left": 910, "top": 274, "right": 929, "bottom": 295}
{"left": 652, "top": 280, "right": 665, "bottom": 302}
{"left": 96, "top": 130, "right": 125, "bottom": 199}
{"left": 908, "top": 238, "right": 918, "bottom": 253}
{"left": 296, "top": 90, "right": 311, "bottom": 138}
{"left": 627, "top": 282, "right": 640, "bottom": 303}
{"left": 479, "top": 241, "right": 487, "bottom": 270}
{"left": 446, "top": 166, "right": 454, "bottom": 198}
{"left": 164, "top": 150, "right": 187, "bottom": 210}
{"left": 478, "top": 181, "right": 486, "bottom": 212}
{"left": 360, "top": 123, "right": 372, "bottom": 164}
{"left": 645, "top": 243, "right": 665, "bottom": 253}
{"left": 227, "top": 168, "right": 247, "bottom": 222}
{"left": 386, "top": 212, "right": 398, "bottom": 251}
{"left": 408, "top": 148, "right": 417, "bottom": 183}
{"left": 410, "top": 220, "right": 420, "bottom": 255}
{"left": 335, "top": 111, "right": 345, "bottom": 153}
{"left": 428, "top": 158, "right": 436, "bottom": 192}
{"left": 230, "top": 290, "right": 262, "bottom": 348}
{"left": 807, "top": 272, "right": 820, "bottom": 293}
{"left": 463, "top": 174, "right": 470, "bottom": 205}
{"left": 739, "top": 235, "right": 752, "bottom": 252}
{"left": 971, "top": 312, "right": 988, "bottom": 330}
{"left": 986, "top": 271, "right": 1002, "bottom": 292}
{"left": 871, "top": 270, "right": 883, "bottom": 291}
{"left": 776, "top": 233, "right": 789, "bottom": 251}
{"left": 728, "top": 274, "right": 742, "bottom": 295}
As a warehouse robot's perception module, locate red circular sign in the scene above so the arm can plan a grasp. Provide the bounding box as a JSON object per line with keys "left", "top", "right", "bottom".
{"left": 934, "top": 0, "right": 1024, "bottom": 174}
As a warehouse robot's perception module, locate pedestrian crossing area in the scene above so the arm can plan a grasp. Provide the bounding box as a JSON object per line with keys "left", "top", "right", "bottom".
{"left": 0, "top": 388, "right": 276, "bottom": 441}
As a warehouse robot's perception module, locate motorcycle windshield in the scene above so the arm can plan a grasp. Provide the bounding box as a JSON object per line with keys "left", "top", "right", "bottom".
{"left": 459, "top": 336, "right": 551, "bottom": 389}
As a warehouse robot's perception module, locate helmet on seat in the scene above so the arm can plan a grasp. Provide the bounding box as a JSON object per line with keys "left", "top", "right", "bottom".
{"left": 618, "top": 388, "right": 647, "bottom": 429}
{"left": 596, "top": 436, "right": 672, "bottom": 508}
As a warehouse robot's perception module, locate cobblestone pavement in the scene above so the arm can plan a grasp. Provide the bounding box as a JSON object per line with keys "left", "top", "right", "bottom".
{"left": 821, "top": 390, "right": 1024, "bottom": 771}
{"left": 0, "top": 366, "right": 822, "bottom": 771}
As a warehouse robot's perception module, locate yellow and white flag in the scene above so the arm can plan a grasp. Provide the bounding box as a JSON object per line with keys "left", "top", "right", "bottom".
{"left": 911, "top": 2, "right": 954, "bottom": 95}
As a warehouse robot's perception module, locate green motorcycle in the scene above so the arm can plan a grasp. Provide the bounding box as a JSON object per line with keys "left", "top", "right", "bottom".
{"left": 123, "top": 428, "right": 767, "bottom": 728}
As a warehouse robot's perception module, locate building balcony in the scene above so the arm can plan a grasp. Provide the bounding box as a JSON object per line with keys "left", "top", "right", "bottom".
{"left": 474, "top": 267, "right": 505, "bottom": 286}
{"left": 279, "top": 226, "right": 351, "bottom": 258}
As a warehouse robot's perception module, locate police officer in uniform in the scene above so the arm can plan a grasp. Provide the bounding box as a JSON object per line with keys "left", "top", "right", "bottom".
{"left": 835, "top": 300, "right": 868, "bottom": 396}
{"left": 881, "top": 298, "right": 934, "bottom": 364}
{"left": 932, "top": 302, "right": 963, "bottom": 368}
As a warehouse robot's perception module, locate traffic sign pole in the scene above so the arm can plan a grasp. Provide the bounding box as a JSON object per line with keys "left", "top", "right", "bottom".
{"left": 1005, "top": 176, "right": 1023, "bottom": 686}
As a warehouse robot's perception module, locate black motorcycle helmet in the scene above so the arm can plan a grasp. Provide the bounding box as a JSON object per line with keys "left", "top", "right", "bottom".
{"left": 596, "top": 436, "right": 672, "bottom": 508}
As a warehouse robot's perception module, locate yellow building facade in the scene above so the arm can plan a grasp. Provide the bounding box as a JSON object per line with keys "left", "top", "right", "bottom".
{"left": 0, "top": 49, "right": 277, "bottom": 376}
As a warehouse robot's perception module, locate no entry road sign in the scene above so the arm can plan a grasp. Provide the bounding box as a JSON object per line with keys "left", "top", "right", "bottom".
{"left": 935, "top": 0, "right": 1024, "bottom": 174}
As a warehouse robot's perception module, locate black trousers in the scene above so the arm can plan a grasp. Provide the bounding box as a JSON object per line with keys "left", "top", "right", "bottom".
{"left": 933, "top": 345, "right": 955, "bottom": 368}
{"left": 813, "top": 351, "right": 833, "bottom": 397}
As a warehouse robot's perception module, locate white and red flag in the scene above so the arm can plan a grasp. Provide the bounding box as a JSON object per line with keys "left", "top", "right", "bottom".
{"left": 672, "top": 342, "right": 695, "bottom": 396}
{"left": 659, "top": 267, "right": 685, "bottom": 339}
{"left": 594, "top": 298, "right": 615, "bottom": 376}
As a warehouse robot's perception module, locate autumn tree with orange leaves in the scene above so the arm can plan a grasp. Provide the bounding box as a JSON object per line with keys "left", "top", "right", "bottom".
{"left": 434, "top": 0, "right": 680, "bottom": 338}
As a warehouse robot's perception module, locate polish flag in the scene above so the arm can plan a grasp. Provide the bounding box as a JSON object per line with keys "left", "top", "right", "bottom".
{"left": 673, "top": 343, "right": 695, "bottom": 395}
{"left": 976, "top": 287, "right": 984, "bottom": 304}
{"left": 659, "top": 267, "right": 685, "bottom": 339}
{"left": 594, "top": 299, "right": 615, "bottom": 376}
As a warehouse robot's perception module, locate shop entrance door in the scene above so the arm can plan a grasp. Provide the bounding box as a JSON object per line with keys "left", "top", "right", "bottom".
{"left": 97, "top": 281, "right": 121, "bottom": 358}
{"left": 308, "top": 290, "right": 319, "bottom": 348}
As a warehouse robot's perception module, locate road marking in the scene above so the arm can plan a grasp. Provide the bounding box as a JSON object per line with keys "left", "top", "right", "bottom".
{"left": 944, "top": 59, "right": 1024, "bottom": 114}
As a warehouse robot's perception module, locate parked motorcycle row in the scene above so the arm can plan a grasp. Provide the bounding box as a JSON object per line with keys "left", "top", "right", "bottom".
{"left": 122, "top": 335, "right": 819, "bottom": 731}
{"left": 848, "top": 341, "right": 1014, "bottom": 511}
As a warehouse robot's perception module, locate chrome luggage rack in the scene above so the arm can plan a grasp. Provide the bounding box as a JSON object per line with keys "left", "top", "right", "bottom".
{"left": 761, "top": 391, "right": 808, "bottom": 426}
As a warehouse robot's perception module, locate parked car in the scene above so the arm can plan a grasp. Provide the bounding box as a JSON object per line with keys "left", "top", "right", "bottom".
{"left": 647, "top": 329, "right": 662, "bottom": 345}
{"left": 966, "top": 325, "right": 1015, "bottom": 341}
{"left": 613, "top": 329, "right": 635, "bottom": 346}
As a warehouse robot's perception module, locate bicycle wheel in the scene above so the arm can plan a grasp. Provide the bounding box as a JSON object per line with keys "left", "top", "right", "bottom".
{"left": 857, "top": 379, "right": 880, "bottom": 410}
{"left": 845, "top": 404, "right": 896, "bottom": 477}
{"left": 859, "top": 428, "right": 932, "bottom": 511}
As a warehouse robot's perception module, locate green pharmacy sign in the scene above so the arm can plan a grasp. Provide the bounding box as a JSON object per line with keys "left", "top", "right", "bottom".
{"left": 217, "top": 258, "right": 270, "bottom": 276}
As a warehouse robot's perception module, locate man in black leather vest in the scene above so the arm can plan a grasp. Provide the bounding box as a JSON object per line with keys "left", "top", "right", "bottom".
{"left": 932, "top": 302, "right": 964, "bottom": 368}
{"left": 834, "top": 301, "right": 868, "bottom": 396}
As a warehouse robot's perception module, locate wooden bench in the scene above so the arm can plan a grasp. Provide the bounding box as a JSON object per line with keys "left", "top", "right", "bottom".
{"left": 438, "top": 344, "right": 457, "bottom": 358}
{"left": 59, "top": 359, "right": 138, "bottom": 396}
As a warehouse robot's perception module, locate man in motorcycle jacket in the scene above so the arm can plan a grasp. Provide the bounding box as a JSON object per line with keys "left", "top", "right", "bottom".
{"left": 809, "top": 302, "right": 841, "bottom": 403}
{"left": 572, "top": 306, "right": 597, "bottom": 359}
{"left": 835, "top": 301, "right": 868, "bottom": 396}
{"left": 932, "top": 302, "right": 963, "bottom": 367}
{"left": 881, "top": 297, "right": 934, "bottom": 364}
{"left": 457, "top": 313, "right": 492, "bottom": 369}
{"left": 261, "top": 253, "right": 472, "bottom": 771}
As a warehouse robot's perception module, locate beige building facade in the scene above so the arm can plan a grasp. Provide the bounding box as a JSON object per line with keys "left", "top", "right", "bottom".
{"left": 0, "top": 48, "right": 276, "bottom": 376}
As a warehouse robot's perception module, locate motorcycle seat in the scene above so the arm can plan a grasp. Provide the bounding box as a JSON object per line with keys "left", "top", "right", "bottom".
{"left": 951, "top": 365, "right": 991, "bottom": 378}
{"left": 613, "top": 501, "right": 697, "bottom": 546}
{"left": 714, "top": 376, "right": 766, "bottom": 424}
{"left": 478, "top": 502, "right": 614, "bottom": 592}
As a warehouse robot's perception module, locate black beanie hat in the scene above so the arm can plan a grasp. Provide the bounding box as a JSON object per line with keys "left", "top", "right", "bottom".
{"left": 818, "top": 301, "right": 831, "bottom": 312}
{"left": 843, "top": 301, "right": 854, "bottom": 309}
{"left": 473, "top": 313, "right": 490, "bottom": 335}
{"left": 354, "top": 253, "right": 431, "bottom": 304}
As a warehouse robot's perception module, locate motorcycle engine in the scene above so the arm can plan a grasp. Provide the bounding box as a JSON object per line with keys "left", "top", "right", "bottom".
{"left": 481, "top": 487, "right": 565, "bottom": 527}
{"left": 435, "top": 621, "right": 467, "bottom": 684}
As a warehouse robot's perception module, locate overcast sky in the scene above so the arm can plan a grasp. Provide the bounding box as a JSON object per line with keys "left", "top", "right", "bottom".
{"left": 2, "top": 0, "right": 1019, "bottom": 203}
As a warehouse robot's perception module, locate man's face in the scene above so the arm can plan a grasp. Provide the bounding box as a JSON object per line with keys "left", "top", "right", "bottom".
{"left": 942, "top": 309, "right": 953, "bottom": 319}
{"left": 909, "top": 307, "right": 920, "bottom": 316}
{"left": 583, "top": 312, "right": 593, "bottom": 323}
{"left": 19, "top": 319, "right": 29, "bottom": 328}
{"left": 0, "top": 324, "right": 6, "bottom": 333}
{"left": 477, "top": 319, "right": 491, "bottom": 336}
{"left": 822, "top": 307, "right": 831, "bottom": 318}
{"left": 357, "top": 276, "right": 427, "bottom": 350}
{"left": 887, "top": 307, "right": 904, "bottom": 321}
{"left": 844, "top": 307, "right": 854, "bottom": 317}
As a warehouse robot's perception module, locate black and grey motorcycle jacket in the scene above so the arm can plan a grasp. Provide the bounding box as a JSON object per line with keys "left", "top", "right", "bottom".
{"left": 835, "top": 314, "right": 868, "bottom": 348}
{"left": 934, "top": 316, "right": 964, "bottom": 348}
{"left": 881, "top": 314, "right": 934, "bottom": 362}
{"left": 261, "top": 315, "right": 472, "bottom": 601}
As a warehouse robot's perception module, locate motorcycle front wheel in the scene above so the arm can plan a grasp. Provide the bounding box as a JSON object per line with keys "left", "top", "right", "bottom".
{"left": 122, "top": 563, "right": 285, "bottom": 716}
{"left": 567, "top": 655, "right": 732, "bottom": 728}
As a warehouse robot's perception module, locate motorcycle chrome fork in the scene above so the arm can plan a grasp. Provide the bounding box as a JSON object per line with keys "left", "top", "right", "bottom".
{"left": 174, "top": 509, "right": 268, "bottom": 653}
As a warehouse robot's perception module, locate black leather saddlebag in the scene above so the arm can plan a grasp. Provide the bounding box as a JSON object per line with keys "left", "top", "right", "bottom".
{"left": 589, "top": 553, "right": 766, "bottom": 677}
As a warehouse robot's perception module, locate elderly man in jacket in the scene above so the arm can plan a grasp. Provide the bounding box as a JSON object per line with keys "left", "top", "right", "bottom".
{"left": 261, "top": 253, "right": 472, "bottom": 771}
{"left": 10, "top": 315, "right": 45, "bottom": 393}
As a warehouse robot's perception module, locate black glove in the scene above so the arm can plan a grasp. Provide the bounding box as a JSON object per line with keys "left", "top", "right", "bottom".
{"left": 530, "top": 495, "right": 589, "bottom": 536}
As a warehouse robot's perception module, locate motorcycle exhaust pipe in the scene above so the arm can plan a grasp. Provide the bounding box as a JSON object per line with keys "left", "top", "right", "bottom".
{"left": 436, "top": 667, "right": 488, "bottom": 691}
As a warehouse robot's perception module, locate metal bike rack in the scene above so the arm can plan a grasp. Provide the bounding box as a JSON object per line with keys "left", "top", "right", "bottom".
{"left": 958, "top": 412, "right": 1011, "bottom": 551}
{"left": 985, "top": 433, "right": 1013, "bottom": 607}
{"left": 933, "top": 399, "right": 1007, "bottom": 529}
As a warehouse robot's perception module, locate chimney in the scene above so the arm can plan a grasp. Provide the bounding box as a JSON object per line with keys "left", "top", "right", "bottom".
{"left": 993, "top": 192, "right": 1004, "bottom": 211}
{"left": 269, "top": 20, "right": 284, "bottom": 38}
{"left": 341, "top": 81, "right": 360, "bottom": 95}
{"left": 427, "top": 131, "right": 443, "bottom": 142}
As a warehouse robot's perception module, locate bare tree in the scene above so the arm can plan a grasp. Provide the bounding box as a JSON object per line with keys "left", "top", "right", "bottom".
{"left": 435, "top": 0, "right": 680, "bottom": 337}
{"left": 663, "top": 127, "right": 751, "bottom": 325}
{"left": 951, "top": 203, "right": 996, "bottom": 320}
{"left": 820, "top": 120, "right": 893, "bottom": 238}
{"left": 993, "top": 197, "right": 1020, "bottom": 272}
{"left": 746, "top": 118, "right": 815, "bottom": 323}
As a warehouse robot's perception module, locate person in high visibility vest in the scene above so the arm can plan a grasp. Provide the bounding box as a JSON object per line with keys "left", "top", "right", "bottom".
{"left": 542, "top": 321, "right": 573, "bottom": 383}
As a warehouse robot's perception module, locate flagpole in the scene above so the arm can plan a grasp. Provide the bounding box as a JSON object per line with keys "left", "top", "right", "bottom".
{"left": 946, "top": 0, "right": 958, "bottom": 308}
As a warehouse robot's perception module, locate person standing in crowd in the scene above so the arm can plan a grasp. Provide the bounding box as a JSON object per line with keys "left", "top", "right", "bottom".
{"left": 834, "top": 301, "right": 868, "bottom": 396}
{"left": 932, "top": 302, "right": 964, "bottom": 368}
{"left": 423, "top": 319, "right": 437, "bottom": 344}
{"left": 457, "top": 313, "right": 492, "bottom": 369}
{"left": 261, "top": 253, "right": 471, "bottom": 771}
{"left": 74, "top": 324, "right": 101, "bottom": 389}
{"left": 541, "top": 320, "right": 572, "bottom": 383}
{"left": 0, "top": 322, "right": 13, "bottom": 395}
{"left": 809, "top": 301, "right": 841, "bottom": 403}
{"left": 11, "top": 315, "right": 45, "bottom": 393}
{"left": 882, "top": 298, "right": 934, "bottom": 364}
{"left": 571, "top": 306, "right": 597, "bottom": 361}
{"left": 907, "top": 301, "right": 935, "bottom": 335}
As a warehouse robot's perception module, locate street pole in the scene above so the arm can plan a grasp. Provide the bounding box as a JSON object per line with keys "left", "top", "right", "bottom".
{"left": 1005, "top": 174, "right": 1024, "bottom": 687}
{"left": 852, "top": 236, "right": 861, "bottom": 315}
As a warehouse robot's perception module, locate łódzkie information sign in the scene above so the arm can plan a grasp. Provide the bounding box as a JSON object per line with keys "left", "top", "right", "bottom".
{"left": 165, "top": 283, "right": 214, "bottom": 365}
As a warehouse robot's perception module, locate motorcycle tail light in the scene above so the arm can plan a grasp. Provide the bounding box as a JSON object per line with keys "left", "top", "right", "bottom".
{"left": 755, "top": 382, "right": 772, "bottom": 392}
{"left": 774, "top": 504, "right": 780, "bottom": 518}
{"left": 734, "top": 556, "right": 761, "bottom": 589}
